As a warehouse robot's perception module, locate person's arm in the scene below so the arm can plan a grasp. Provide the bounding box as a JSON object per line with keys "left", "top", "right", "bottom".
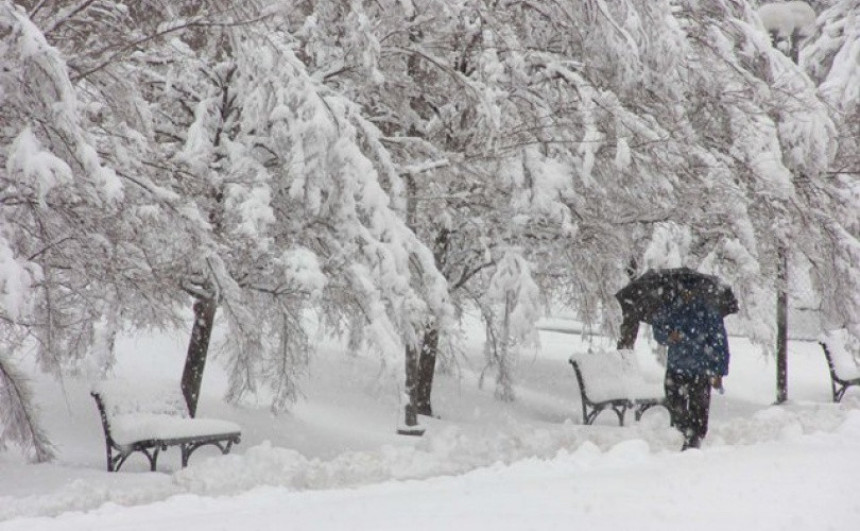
{"left": 714, "top": 315, "right": 730, "bottom": 376}
{"left": 704, "top": 307, "right": 730, "bottom": 386}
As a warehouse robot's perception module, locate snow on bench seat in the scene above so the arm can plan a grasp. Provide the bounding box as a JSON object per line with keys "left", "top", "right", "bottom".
{"left": 568, "top": 349, "right": 665, "bottom": 426}
{"left": 820, "top": 329, "right": 860, "bottom": 402}
{"left": 108, "top": 414, "right": 241, "bottom": 447}
{"left": 91, "top": 379, "right": 241, "bottom": 472}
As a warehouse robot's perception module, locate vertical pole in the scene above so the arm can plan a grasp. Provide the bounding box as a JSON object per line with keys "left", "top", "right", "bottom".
{"left": 768, "top": 22, "right": 806, "bottom": 404}
{"left": 774, "top": 32, "right": 804, "bottom": 405}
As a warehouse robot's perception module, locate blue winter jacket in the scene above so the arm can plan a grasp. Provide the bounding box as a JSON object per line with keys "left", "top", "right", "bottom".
{"left": 651, "top": 296, "right": 730, "bottom": 376}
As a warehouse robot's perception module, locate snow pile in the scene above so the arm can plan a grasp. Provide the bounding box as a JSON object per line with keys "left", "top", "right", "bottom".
{"left": 709, "top": 402, "right": 852, "bottom": 446}
{"left": 0, "top": 323, "right": 856, "bottom": 525}
{"left": 171, "top": 403, "right": 858, "bottom": 496}
{"left": 8, "top": 419, "right": 860, "bottom": 531}
{"left": 1, "top": 403, "right": 855, "bottom": 522}
{"left": 757, "top": 1, "right": 817, "bottom": 39}
{"left": 0, "top": 477, "right": 180, "bottom": 524}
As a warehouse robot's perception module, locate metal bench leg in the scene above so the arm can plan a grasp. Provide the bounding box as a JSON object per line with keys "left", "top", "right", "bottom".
{"left": 611, "top": 404, "right": 628, "bottom": 426}
{"left": 585, "top": 405, "right": 603, "bottom": 425}
{"left": 181, "top": 444, "right": 192, "bottom": 468}
{"left": 114, "top": 454, "right": 130, "bottom": 472}
{"left": 835, "top": 384, "right": 847, "bottom": 403}
{"left": 220, "top": 440, "right": 234, "bottom": 454}
{"left": 106, "top": 446, "right": 115, "bottom": 472}
{"left": 180, "top": 438, "right": 237, "bottom": 467}
{"left": 146, "top": 447, "right": 160, "bottom": 471}
{"left": 635, "top": 402, "right": 660, "bottom": 422}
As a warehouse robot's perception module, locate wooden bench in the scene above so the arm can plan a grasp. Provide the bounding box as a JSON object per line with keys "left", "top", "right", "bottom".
{"left": 568, "top": 350, "right": 665, "bottom": 426}
{"left": 91, "top": 380, "right": 241, "bottom": 472}
{"left": 819, "top": 337, "right": 860, "bottom": 403}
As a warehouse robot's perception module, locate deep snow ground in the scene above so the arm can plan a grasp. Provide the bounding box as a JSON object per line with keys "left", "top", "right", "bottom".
{"left": 7, "top": 422, "right": 860, "bottom": 531}
{"left": 1, "top": 315, "right": 859, "bottom": 529}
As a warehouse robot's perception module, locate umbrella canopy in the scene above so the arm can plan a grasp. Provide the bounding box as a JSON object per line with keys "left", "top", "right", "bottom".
{"left": 615, "top": 267, "right": 738, "bottom": 325}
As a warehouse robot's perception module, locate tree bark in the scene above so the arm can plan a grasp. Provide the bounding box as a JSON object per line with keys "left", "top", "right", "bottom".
{"left": 181, "top": 296, "right": 217, "bottom": 417}
{"left": 403, "top": 342, "right": 420, "bottom": 428}
{"left": 776, "top": 247, "right": 788, "bottom": 404}
{"left": 411, "top": 227, "right": 453, "bottom": 418}
{"left": 415, "top": 327, "right": 440, "bottom": 416}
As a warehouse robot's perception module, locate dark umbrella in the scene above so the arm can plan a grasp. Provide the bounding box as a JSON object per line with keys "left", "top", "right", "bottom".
{"left": 615, "top": 267, "right": 739, "bottom": 325}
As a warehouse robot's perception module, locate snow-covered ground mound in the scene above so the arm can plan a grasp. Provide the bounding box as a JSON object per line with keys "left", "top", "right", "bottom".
{"left": 1, "top": 317, "right": 859, "bottom": 529}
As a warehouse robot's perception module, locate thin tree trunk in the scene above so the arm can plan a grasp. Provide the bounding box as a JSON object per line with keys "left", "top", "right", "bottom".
{"left": 401, "top": 343, "right": 421, "bottom": 431}
{"left": 412, "top": 227, "right": 451, "bottom": 417}
{"left": 495, "top": 291, "right": 516, "bottom": 401}
{"left": 181, "top": 296, "right": 217, "bottom": 417}
{"left": 415, "top": 327, "right": 440, "bottom": 417}
{"left": 776, "top": 247, "right": 788, "bottom": 404}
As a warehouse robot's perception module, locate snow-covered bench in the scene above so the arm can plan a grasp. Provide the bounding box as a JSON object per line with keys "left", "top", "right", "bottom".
{"left": 819, "top": 331, "right": 860, "bottom": 402}
{"left": 91, "top": 380, "right": 241, "bottom": 472}
{"left": 568, "top": 350, "right": 665, "bottom": 426}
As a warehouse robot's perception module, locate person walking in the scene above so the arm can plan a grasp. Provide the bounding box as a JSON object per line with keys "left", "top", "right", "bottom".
{"left": 652, "top": 288, "right": 730, "bottom": 450}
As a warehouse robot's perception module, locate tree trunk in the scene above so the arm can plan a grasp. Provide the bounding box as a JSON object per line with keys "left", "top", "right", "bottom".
{"left": 776, "top": 247, "right": 788, "bottom": 404}
{"left": 412, "top": 227, "right": 452, "bottom": 418}
{"left": 415, "top": 327, "right": 440, "bottom": 417}
{"left": 401, "top": 343, "right": 422, "bottom": 432}
{"left": 181, "top": 296, "right": 217, "bottom": 417}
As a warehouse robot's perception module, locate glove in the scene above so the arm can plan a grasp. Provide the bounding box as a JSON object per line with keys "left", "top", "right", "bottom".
{"left": 711, "top": 376, "right": 724, "bottom": 394}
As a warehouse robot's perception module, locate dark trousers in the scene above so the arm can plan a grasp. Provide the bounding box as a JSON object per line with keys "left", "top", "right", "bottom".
{"left": 664, "top": 369, "right": 712, "bottom": 449}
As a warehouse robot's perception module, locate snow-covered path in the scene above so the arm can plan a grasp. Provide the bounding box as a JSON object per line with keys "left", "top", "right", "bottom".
{"left": 3, "top": 323, "right": 860, "bottom": 530}
{"left": 6, "top": 412, "right": 860, "bottom": 531}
